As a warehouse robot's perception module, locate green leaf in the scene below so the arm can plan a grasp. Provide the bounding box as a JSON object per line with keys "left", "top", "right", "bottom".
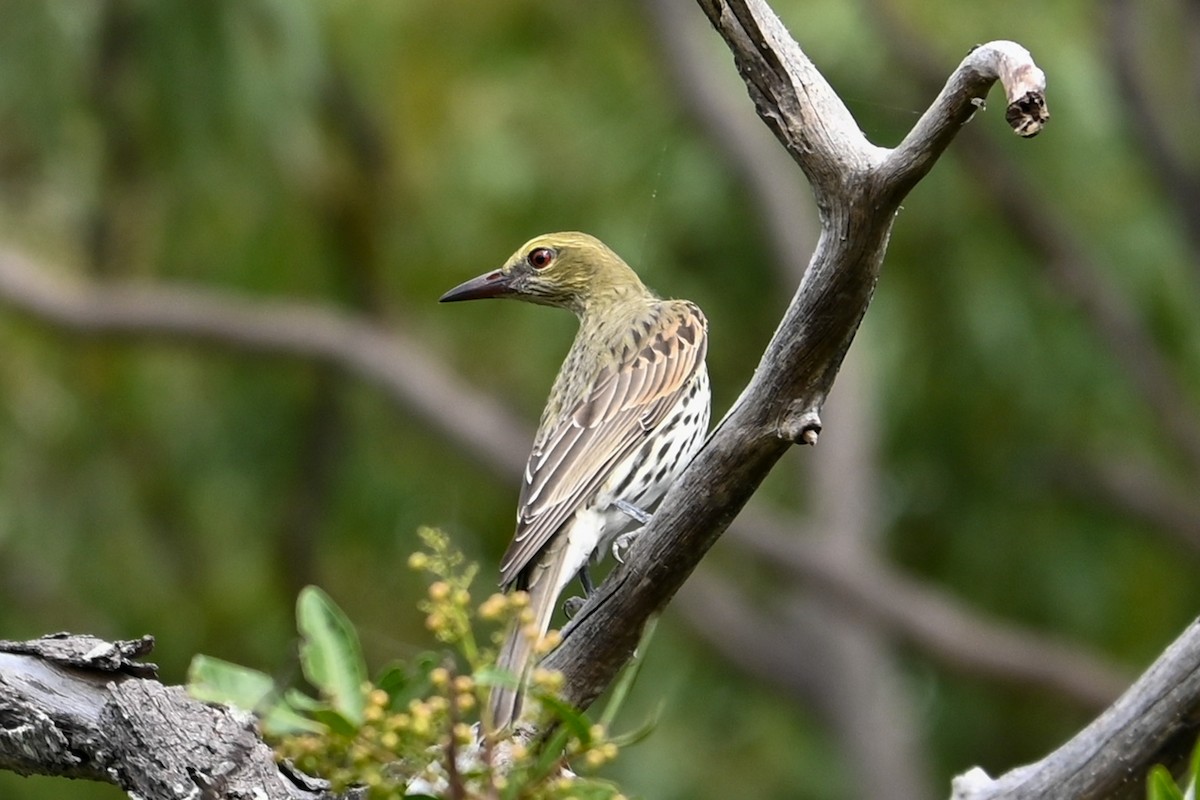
{"left": 534, "top": 693, "right": 592, "bottom": 746}
{"left": 1188, "top": 736, "right": 1200, "bottom": 794}
{"left": 1148, "top": 765, "right": 1185, "bottom": 800}
{"left": 530, "top": 724, "right": 574, "bottom": 784}
{"left": 296, "top": 585, "right": 367, "bottom": 725}
{"left": 261, "top": 704, "right": 328, "bottom": 737}
{"left": 284, "top": 687, "right": 325, "bottom": 712}
{"left": 187, "top": 654, "right": 276, "bottom": 711}
{"left": 309, "top": 707, "right": 360, "bottom": 738}
{"left": 377, "top": 653, "right": 439, "bottom": 709}
{"left": 187, "top": 655, "right": 324, "bottom": 736}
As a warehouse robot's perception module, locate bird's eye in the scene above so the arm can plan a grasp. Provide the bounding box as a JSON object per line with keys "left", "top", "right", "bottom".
{"left": 527, "top": 247, "right": 556, "bottom": 270}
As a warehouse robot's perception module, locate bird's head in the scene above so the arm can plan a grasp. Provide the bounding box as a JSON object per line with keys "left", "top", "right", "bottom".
{"left": 439, "top": 232, "right": 648, "bottom": 314}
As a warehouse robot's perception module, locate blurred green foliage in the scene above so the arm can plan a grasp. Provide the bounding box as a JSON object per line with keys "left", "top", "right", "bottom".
{"left": 1, "top": 1, "right": 1198, "bottom": 798}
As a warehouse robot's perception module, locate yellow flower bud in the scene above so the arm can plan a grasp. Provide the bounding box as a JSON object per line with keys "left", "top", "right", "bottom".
{"left": 530, "top": 667, "right": 564, "bottom": 692}
{"left": 478, "top": 593, "right": 508, "bottom": 620}
{"left": 430, "top": 667, "right": 450, "bottom": 687}
{"left": 407, "top": 552, "right": 429, "bottom": 570}
{"left": 534, "top": 629, "right": 562, "bottom": 655}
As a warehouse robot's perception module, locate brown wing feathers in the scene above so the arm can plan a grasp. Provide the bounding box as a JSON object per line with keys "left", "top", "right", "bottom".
{"left": 498, "top": 302, "right": 707, "bottom": 588}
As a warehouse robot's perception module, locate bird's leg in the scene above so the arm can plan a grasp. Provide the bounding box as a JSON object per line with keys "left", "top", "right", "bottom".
{"left": 563, "top": 564, "right": 597, "bottom": 619}
{"left": 614, "top": 499, "right": 651, "bottom": 525}
{"left": 611, "top": 500, "right": 653, "bottom": 564}
{"left": 578, "top": 564, "right": 596, "bottom": 596}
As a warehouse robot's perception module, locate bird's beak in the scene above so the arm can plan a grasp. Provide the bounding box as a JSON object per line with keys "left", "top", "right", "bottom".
{"left": 438, "top": 270, "right": 515, "bottom": 303}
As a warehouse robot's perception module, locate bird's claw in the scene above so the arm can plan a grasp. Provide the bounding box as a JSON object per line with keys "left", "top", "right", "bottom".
{"left": 612, "top": 531, "right": 638, "bottom": 563}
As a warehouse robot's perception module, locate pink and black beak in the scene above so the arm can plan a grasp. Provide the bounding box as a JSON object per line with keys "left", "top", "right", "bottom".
{"left": 439, "top": 270, "right": 515, "bottom": 303}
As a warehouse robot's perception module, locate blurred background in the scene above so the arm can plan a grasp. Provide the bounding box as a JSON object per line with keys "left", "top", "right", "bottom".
{"left": 2, "top": 0, "right": 1198, "bottom": 797}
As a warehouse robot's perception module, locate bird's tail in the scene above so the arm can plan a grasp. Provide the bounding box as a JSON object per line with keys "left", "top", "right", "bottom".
{"left": 487, "top": 549, "right": 571, "bottom": 731}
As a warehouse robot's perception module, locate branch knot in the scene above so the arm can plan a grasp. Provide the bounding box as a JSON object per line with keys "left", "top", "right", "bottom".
{"left": 778, "top": 402, "right": 822, "bottom": 446}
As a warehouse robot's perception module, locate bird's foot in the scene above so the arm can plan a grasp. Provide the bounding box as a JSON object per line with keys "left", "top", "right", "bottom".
{"left": 563, "top": 595, "right": 587, "bottom": 619}
{"left": 612, "top": 530, "right": 640, "bottom": 564}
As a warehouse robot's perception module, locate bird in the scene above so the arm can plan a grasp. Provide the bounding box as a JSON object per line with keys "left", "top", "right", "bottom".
{"left": 439, "top": 232, "right": 711, "bottom": 730}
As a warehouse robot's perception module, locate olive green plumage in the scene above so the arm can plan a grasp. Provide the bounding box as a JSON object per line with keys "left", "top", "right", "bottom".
{"left": 441, "top": 232, "right": 711, "bottom": 729}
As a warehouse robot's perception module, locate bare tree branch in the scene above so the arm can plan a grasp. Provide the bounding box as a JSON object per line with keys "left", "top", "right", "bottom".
{"left": 646, "top": 8, "right": 928, "bottom": 791}
{"left": 0, "top": 634, "right": 346, "bottom": 799}
{"left": 883, "top": 40, "right": 1046, "bottom": 197}
{"left": 952, "top": 617, "right": 1200, "bottom": 800}
{"left": 543, "top": 0, "right": 1047, "bottom": 714}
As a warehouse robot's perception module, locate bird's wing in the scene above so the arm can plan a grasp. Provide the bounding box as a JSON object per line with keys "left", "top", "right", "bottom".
{"left": 499, "top": 301, "right": 708, "bottom": 588}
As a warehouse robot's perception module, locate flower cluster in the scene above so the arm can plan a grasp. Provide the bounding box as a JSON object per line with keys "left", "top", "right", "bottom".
{"left": 262, "top": 527, "right": 631, "bottom": 799}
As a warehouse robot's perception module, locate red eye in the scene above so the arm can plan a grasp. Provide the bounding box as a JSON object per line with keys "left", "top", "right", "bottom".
{"left": 527, "top": 247, "right": 555, "bottom": 269}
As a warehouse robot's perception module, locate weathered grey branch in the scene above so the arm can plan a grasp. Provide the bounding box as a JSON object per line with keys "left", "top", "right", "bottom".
{"left": 884, "top": 40, "right": 1046, "bottom": 198}
{"left": 0, "top": 634, "right": 346, "bottom": 799}
{"left": 952, "top": 617, "right": 1200, "bottom": 800}
{"left": 543, "top": 0, "right": 1047, "bottom": 714}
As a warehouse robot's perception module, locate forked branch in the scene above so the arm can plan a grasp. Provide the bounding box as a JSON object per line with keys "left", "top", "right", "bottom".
{"left": 544, "top": 0, "right": 1048, "bottom": 714}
